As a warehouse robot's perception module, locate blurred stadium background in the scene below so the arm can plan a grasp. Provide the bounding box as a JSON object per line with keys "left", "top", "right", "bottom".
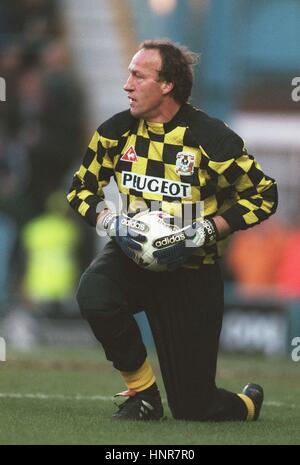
{"left": 0, "top": 0, "right": 300, "bottom": 441}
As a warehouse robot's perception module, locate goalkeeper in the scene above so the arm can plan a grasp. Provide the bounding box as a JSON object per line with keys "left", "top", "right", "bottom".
{"left": 67, "top": 39, "right": 278, "bottom": 421}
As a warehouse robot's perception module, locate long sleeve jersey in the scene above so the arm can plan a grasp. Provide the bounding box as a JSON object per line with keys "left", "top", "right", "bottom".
{"left": 68, "top": 103, "right": 278, "bottom": 266}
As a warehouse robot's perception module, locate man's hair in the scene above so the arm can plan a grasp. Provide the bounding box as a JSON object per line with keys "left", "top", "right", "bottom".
{"left": 138, "top": 39, "right": 199, "bottom": 104}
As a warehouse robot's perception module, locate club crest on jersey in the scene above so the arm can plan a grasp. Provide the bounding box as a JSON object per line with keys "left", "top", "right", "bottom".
{"left": 121, "top": 146, "right": 138, "bottom": 162}
{"left": 175, "top": 152, "right": 195, "bottom": 176}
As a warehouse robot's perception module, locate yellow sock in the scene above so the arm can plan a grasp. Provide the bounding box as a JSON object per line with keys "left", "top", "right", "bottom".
{"left": 238, "top": 394, "right": 255, "bottom": 421}
{"left": 120, "top": 359, "right": 156, "bottom": 392}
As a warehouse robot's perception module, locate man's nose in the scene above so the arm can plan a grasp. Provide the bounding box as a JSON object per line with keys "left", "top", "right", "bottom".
{"left": 123, "top": 75, "right": 134, "bottom": 92}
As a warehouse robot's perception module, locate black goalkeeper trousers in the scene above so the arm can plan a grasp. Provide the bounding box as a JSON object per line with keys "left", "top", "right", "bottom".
{"left": 76, "top": 241, "right": 247, "bottom": 421}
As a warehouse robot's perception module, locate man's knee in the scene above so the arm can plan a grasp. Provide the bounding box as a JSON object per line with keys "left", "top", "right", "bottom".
{"left": 76, "top": 271, "right": 124, "bottom": 318}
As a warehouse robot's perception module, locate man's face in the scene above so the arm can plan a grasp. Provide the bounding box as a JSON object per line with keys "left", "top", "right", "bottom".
{"left": 123, "top": 48, "right": 171, "bottom": 121}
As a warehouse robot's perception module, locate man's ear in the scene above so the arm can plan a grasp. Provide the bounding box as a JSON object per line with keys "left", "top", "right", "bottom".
{"left": 161, "top": 81, "right": 174, "bottom": 95}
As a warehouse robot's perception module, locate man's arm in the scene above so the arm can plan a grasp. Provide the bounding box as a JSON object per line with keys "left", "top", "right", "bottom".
{"left": 195, "top": 142, "right": 278, "bottom": 244}
{"left": 211, "top": 215, "right": 231, "bottom": 239}
{"left": 217, "top": 148, "right": 278, "bottom": 233}
{"left": 67, "top": 130, "right": 114, "bottom": 226}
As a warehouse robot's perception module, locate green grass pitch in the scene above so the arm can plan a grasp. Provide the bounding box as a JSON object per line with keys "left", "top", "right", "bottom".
{"left": 0, "top": 347, "right": 299, "bottom": 445}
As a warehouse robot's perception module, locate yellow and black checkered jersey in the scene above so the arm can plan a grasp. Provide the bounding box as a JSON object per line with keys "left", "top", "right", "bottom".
{"left": 68, "top": 103, "right": 278, "bottom": 266}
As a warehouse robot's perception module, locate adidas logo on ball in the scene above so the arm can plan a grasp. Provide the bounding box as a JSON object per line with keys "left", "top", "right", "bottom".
{"left": 121, "top": 217, "right": 148, "bottom": 232}
{"left": 129, "top": 209, "right": 183, "bottom": 272}
{"left": 154, "top": 232, "right": 185, "bottom": 248}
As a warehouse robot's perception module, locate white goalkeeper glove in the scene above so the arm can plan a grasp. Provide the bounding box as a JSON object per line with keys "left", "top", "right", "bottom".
{"left": 152, "top": 218, "right": 218, "bottom": 270}
{"left": 97, "top": 210, "right": 148, "bottom": 260}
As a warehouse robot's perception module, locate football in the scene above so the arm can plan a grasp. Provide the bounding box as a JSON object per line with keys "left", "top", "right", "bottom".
{"left": 132, "top": 210, "right": 180, "bottom": 272}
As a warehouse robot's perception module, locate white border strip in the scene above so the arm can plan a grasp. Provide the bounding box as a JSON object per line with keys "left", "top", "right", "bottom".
{"left": 0, "top": 393, "right": 112, "bottom": 401}
{"left": 0, "top": 393, "right": 299, "bottom": 409}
